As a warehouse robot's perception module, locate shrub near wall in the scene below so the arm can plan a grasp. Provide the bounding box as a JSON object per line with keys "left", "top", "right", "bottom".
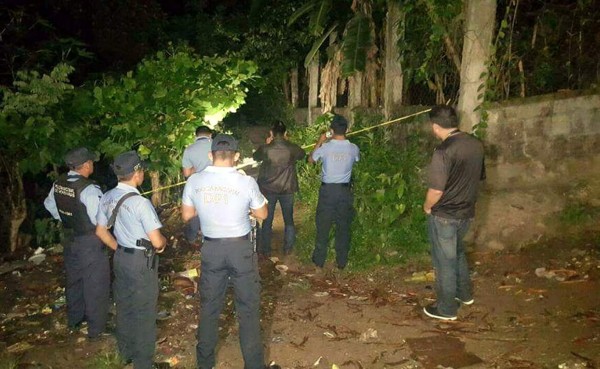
{"left": 292, "top": 112, "right": 430, "bottom": 269}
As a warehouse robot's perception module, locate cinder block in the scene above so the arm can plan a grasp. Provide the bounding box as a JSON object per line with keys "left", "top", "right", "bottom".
{"left": 547, "top": 114, "right": 571, "bottom": 136}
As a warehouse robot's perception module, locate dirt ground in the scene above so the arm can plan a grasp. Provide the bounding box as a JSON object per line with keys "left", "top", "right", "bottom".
{"left": 0, "top": 196, "right": 598, "bottom": 369}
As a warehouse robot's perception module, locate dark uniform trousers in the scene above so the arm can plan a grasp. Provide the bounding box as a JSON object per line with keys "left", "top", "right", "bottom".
{"left": 63, "top": 233, "right": 110, "bottom": 336}
{"left": 312, "top": 183, "right": 354, "bottom": 269}
{"left": 114, "top": 247, "right": 158, "bottom": 369}
{"left": 197, "top": 238, "right": 264, "bottom": 369}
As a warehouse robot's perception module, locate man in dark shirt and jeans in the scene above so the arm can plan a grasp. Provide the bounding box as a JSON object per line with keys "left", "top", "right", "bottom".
{"left": 423, "top": 105, "right": 485, "bottom": 321}
{"left": 253, "top": 121, "right": 305, "bottom": 257}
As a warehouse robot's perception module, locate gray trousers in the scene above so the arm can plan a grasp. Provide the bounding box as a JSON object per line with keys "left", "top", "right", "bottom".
{"left": 114, "top": 247, "right": 158, "bottom": 369}
{"left": 196, "top": 238, "right": 264, "bottom": 369}
{"left": 312, "top": 184, "right": 354, "bottom": 269}
{"left": 63, "top": 233, "right": 110, "bottom": 337}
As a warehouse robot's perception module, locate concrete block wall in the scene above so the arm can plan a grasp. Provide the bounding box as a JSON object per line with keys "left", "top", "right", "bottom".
{"left": 484, "top": 91, "right": 600, "bottom": 189}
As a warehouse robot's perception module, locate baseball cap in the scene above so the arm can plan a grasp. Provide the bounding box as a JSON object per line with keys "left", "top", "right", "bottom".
{"left": 111, "top": 151, "right": 147, "bottom": 176}
{"left": 64, "top": 147, "right": 97, "bottom": 168}
{"left": 211, "top": 134, "right": 239, "bottom": 152}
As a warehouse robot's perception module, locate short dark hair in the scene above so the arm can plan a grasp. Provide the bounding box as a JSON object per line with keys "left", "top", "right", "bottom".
{"left": 211, "top": 150, "right": 236, "bottom": 161}
{"left": 117, "top": 172, "right": 136, "bottom": 181}
{"left": 330, "top": 114, "right": 348, "bottom": 135}
{"left": 196, "top": 126, "right": 212, "bottom": 136}
{"left": 271, "top": 121, "right": 287, "bottom": 137}
{"left": 429, "top": 105, "right": 458, "bottom": 128}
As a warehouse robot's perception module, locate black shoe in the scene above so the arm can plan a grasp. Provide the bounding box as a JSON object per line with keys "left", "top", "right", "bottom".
{"left": 266, "top": 364, "right": 282, "bottom": 369}
{"left": 423, "top": 305, "right": 457, "bottom": 321}
{"left": 87, "top": 331, "right": 112, "bottom": 342}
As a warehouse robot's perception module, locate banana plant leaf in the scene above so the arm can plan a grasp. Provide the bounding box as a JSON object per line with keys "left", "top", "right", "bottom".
{"left": 341, "top": 13, "right": 373, "bottom": 77}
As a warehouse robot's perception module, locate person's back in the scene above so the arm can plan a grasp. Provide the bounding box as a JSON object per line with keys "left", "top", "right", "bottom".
{"left": 255, "top": 136, "right": 305, "bottom": 195}
{"left": 253, "top": 121, "right": 305, "bottom": 256}
{"left": 182, "top": 125, "right": 213, "bottom": 241}
{"left": 309, "top": 115, "right": 360, "bottom": 270}
{"left": 181, "top": 134, "right": 269, "bottom": 369}
{"left": 95, "top": 151, "right": 167, "bottom": 368}
{"left": 182, "top": 125, "right": 213, "bottom": 177}
{"left": 43, "top": 147, "right": 110, "bottom": 340}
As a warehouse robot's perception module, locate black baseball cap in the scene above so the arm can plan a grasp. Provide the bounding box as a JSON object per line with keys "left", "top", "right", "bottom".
{"left": 111, "top": 151, "right": 147, "bottom": 176}
{"left": 211, "top": 134, "right": 239, "bottom": 152}
{"left": 64, "top": 147, "right": 97, "bottom": 168}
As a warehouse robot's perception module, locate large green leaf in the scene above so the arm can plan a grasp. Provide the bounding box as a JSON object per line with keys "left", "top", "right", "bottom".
{"left": 288, "top": 1, "right": 317, "bottom": 26}
{"left": 303, "top": 24, "right": 337, "bottom": 68}
{"left": 308, "top": 0, "right": 332, "bottom": 36}
{"left": 341, "top": 14, "right": 373, "bottom": 77}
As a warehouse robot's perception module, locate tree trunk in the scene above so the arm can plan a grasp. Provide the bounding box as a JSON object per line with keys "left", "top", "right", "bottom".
{"left": 457, "top": 0, "right": 497, "bottom": 132}
{"left": 290, "top": 68, "right": 299, "bottom": 108}
{"left": 1, "top": 159, "right": 28, "bottom": 253}
{"left": 308, "top": 54, "right": 320, "bottom": 125}
{"left": 348, "top": 72, "right": 363, "bottom": 109}
{"left": 149, "top": 171, "right": 162, "bottom": 207}
{"left": 384, "top": 0, "right": 404, "bottom": 119}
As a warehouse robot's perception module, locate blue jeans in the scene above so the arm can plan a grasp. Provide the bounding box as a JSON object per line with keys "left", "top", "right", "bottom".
{"left": 428, "top": 215, "right": 473, "bottom": 316}
{"left": 196, "top": 238, "right": 264, "bottom": 369}
{"left": 259, "top": 193, "right": 295, "bottom": 256}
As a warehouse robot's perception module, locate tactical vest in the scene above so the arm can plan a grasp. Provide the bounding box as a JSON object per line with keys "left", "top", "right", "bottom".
{"left": 53, "top": 174, "right": 97, "bottom": 236}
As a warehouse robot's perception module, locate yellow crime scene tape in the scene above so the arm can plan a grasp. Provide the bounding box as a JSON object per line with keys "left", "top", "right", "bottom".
{"left": 140, "top": 108, "right": 431, "bottom": 196}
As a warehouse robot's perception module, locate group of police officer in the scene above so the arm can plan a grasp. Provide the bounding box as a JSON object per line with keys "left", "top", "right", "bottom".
{"left": 44, "top": 115, "right": 359, "bottom": 369}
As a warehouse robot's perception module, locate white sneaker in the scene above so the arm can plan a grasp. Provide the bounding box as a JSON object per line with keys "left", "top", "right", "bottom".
{"left": 456, "top": 297, "right": 474, "bottom": 305}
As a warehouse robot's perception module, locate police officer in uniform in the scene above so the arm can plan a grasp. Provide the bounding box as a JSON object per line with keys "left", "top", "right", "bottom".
{"left": 309, "top": 115, "right": 360, "bottom": 271}
{"left": 181, "top": 134, "right": 269, "bottom": 369}
{"left": 43, "top": 147, "right": 110, "bottom": 340}
{"left": 182, "top": 125, "right": 213, "bottom": 242}
{"left": 95, "top": 151, "right": 167, "bottom": 369}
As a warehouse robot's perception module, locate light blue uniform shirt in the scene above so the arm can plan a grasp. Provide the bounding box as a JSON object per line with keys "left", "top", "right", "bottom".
{"left": 182, "top": 166, "right": 267, "bottom": 238}
{"left": 312, "top": 139, "right": 360, "bottom": 183}
{"left": 96, "top": 183, "right": 162, "bottom": 249}
{"left": 44, "top": 170, "right": 102, "bottom": 225}
{"left": 182, "top": 136, "right": 212, "bottom": 173}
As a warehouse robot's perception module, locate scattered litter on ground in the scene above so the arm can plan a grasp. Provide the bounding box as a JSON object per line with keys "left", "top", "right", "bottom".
{"left": 7, "top": 341, "right": 33, "bottom": 353}
{"left": 404, "top": 271, "right": 435, "bottom": 282}
{"left": 535, "top": 267, "right": 579, "bottom": 282}
{"left": 359, "top": 328, "right": 378, "bottom": 342}
{"left": 314, "top": 291, "right": 329, "bottom": 297}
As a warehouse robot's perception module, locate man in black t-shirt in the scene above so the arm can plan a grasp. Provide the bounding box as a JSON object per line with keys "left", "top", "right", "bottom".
{"left": 422, "top": 105, "right": 485, "bottom": 321}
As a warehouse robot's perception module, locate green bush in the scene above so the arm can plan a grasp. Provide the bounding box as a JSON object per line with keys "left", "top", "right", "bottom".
{"left": 293, "top": 112, "right": 430, "bottom": 269}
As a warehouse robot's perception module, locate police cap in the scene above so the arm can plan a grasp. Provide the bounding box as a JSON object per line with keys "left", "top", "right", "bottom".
{"left": 112, "top": 151, "right": 147, "bottom": 176}
{"left": 64, "top": 147, "right": 97, "bottom": 168}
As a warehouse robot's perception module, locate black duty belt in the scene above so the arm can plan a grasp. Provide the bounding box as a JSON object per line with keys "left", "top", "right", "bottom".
{"left": 321, "top": 182, "right": 351, "bottom": 187}
{"left": 117, "top": 245, "right": 145, "bottom": 254}
{"left": 203, "top": 233, "right": 249, "bottom": 242}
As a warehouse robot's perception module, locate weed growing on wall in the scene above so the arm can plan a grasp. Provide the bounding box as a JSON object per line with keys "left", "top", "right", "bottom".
{"left": 292, "top": 112, "right": 430, "bottom": 269}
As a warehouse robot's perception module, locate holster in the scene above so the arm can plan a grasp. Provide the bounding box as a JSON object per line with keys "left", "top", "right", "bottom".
{"left": 136, "top": 238, "right": 156, "bottom": 270}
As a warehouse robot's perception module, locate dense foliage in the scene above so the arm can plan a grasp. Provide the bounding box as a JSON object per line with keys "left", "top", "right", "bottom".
{"left": 290, "top": 113, "right": 431, "bottom": 269}
{"left": 93, "top": 46, "right": 257, "bottom": 175}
